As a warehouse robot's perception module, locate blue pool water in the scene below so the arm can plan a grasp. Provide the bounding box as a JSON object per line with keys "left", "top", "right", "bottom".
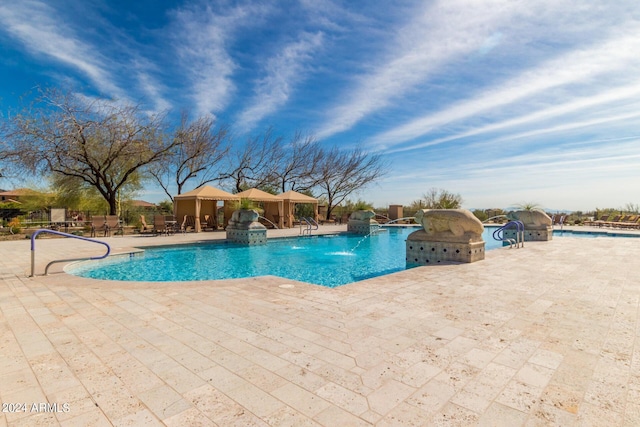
{"left": 69, "top": 227, "right": 504, "bottom": 287}
{"left": 553, "top": 229, "right": 640, "bottom": 238}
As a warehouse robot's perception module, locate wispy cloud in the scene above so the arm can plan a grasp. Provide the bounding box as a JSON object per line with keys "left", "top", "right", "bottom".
{"left": 170, "top": 3, "right": 270, "bottom": 117}
{"left": 384, "top": 81, "right": 640, "bottom": 154}
{"left": 236, "top": 32, "right": 324, "bottom": 131}
{"left": 316, "top": 0, "right": 522, "bottom": 138}
{"left": 372, "top": 27, "right": 640, "bottom": 149}
{"left": 0, "top": 0, "right": 123, "bottom": 97}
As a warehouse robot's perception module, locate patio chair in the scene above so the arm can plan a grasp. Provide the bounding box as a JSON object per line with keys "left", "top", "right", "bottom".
{"left": 50, "top": 208, "right": 67, "bottom": 231}
{"left": 90, "top": 215, "right": 107, "bottom": 237}
{"left": 105, "top": 215, "right": 122, "bottom": 237}
{"left": 153, "top": 215, "right": 167, "bottom": 235}
{"left": 203, "top": 214, "right": 218, "bottom": 230}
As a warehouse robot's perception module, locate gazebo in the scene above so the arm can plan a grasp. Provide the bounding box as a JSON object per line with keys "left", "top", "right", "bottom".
{"left": 235, "top": 188, "right": 284, "bottom": 229}
{"left": 173, "top": 185, "right": 239, "bottom": 232}
{"left": 278, "top": 190, "right": 318, "bottom": 228}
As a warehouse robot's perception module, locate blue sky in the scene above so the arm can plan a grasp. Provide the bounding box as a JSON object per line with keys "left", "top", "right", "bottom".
{"left": 1, "top": 0, "right": 639, "bottom": 212}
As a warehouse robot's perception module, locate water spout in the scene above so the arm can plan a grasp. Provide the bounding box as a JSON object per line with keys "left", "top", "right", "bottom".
{"left": 384, "top": 216, "right": 417, "bottom": 225}
{"left": 350, "top": 233, "right": 371, "bottom": 252}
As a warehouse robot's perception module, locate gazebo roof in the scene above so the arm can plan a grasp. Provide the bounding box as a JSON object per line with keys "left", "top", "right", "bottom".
{"left": 236, "top": 188, "right": 283, "bottom": 202}
{"left": 174, "top": 185, "right": 239, "bottom": 201}
{"left": 278, "top": 190, "right": 318, "bottom": 203}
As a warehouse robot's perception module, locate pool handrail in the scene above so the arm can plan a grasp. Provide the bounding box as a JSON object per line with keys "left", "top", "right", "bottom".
{"left": 492, "top": 220, "right": 525, "bottom": 248}
{"left": 30, "top": 229, "right": 111, "bottom": 277}
{"left": 300, "top": 217, "right": 318, "bottom": 235}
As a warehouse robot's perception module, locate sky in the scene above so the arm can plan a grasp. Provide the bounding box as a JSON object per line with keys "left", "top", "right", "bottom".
{"left": 1, "top": 0, "right": 639, "bottom": 212}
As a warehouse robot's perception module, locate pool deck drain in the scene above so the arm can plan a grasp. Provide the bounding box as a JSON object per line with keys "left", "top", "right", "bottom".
{"left": 0, "top": 225, "right": 639, "bottom": 426}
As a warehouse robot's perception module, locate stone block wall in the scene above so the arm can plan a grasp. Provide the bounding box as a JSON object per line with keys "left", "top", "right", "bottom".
{"left": 347, "top": 222, "right": 380, "bottom": 235}
{"left": 406, "top": 240, "right": 485, "bottom": 264}
{"left": 504, "top": 226, "right": 553, "bottom": 242}
{"left": 226, "top": 229, "right": 267, "bottom": 245}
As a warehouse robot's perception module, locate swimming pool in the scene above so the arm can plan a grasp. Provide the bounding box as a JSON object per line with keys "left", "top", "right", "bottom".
{"left": 553, "top": 229, "right": 640, "bottom": 238}
{"left": 68, "top": 227, "right": 504, "bottom": 287}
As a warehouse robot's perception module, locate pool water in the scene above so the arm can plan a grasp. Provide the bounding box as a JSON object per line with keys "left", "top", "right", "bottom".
{"left": 69, "top": 227, "right": 504, "bottom": 287}
{"left": 553, "top": 229, "right": 640, "bottom": 238}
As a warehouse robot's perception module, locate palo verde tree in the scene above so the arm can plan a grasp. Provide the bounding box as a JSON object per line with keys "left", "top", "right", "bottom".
{"left": 420, "top": 188, "right": 464, "bottom": 209}
{"left": 2, "top": 88, "right": 179, "bottom": 215}
{"left": 150, "top": 112, "right": 230, "bottom": 200}
{"left": 315, "top": 145, "right": 388, "bottom": 219}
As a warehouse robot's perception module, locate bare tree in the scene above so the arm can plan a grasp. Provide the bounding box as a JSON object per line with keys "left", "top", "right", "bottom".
{"left": 1, "top": 88, "right": 177, "bottom": 215}
{"left": 221, "top": 128, "right": 282, "bottom": 192}
{"left": 150, "top": 112, "right": 229, "bottom": 200}
{"left": 273, "top": 131, "right": 324, "bottom": 193}
{"left": 315, "top": 146, "right": 388, "bottom": 219}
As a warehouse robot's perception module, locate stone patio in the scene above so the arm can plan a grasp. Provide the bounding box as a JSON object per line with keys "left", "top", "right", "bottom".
{"left": 0, "top": 226, "right": 639, "bottom": 426}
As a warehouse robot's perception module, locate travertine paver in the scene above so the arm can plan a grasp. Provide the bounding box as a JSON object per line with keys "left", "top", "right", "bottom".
{"left": 1, "top": 226, "right": 640, "bottom": 426}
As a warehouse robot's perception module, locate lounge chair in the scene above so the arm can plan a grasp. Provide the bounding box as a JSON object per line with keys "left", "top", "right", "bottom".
{"left": 90, "top": 215, "right": 107, "bottom": 237}
{"left": 602, "top": 215, "right": 621, "bottom": 228}
{"left": 105, "top": 215, "right": 122, "bottom": 237}
{"left": 614, "top": 215, "right": 638, "bottom": 229}
{"left": 203, "top": 214, "right": 218, "bottom": 230}
{"left": 587, "top": 215, "right": 609, "bottom": 228}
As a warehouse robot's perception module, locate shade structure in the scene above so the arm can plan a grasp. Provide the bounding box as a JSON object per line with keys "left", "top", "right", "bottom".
{"left": 278, "top": 190, "right": 319, "bottom": 228}
{"left": 173, "top": 185, "right": 239, "bottom": 232}
{"left": 235, "top": 188, "right": 284, "bottom": 229}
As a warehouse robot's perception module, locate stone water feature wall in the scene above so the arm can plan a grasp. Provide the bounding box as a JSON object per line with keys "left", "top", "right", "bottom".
{"left": 505, "top": 210, "right": 553, "bottom": 241}
{"left": 406, "top": 209, "right": 485, "bottom": 265}
{"left": 226, "top": 209, "right": 267, "bottom": 245}
{"left": 347, "top": 210, "right": 380, "bottom": 235}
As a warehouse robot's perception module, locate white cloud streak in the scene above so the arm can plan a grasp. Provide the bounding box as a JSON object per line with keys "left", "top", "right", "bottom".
{"left": 385, "top": 81, "right": 640, "bottom": 154}
{"left": 372, "top": 28, "right": 640, "bottom": 149}
{"left": 316, "top": 0, "right": 522, "bottom": 138}
{"left": 236, "top": 32, "right": 324, "bottom": 131}
{"left": 170, "top": 3, "right": 263, "bottom": 117}
{"left": 0, "top": 0, "right": 124, "bottom": 97}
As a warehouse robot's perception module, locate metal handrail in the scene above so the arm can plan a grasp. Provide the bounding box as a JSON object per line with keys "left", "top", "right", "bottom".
{"left": 551, "top": 215, "right": 565, "bottom": 230}
{"left": 300, "top": 217, "right": 318, "bottom": 236}
{"left": 30, "top": 229, "right": 111, "bottom": 277}
{"left": 492, "top": 220, "right": 525, "bottom": 248}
